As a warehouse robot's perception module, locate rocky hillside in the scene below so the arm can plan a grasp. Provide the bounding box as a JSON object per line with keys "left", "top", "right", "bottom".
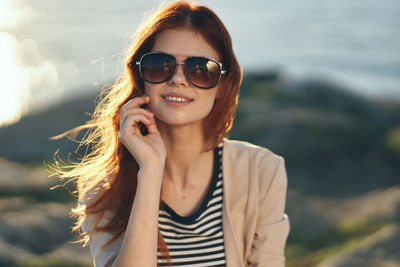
{"left": 0, "top": 71, "right": 399, "bottom": 266}
{"left": 0, "top": 158, "right": 91, "bottom": 267}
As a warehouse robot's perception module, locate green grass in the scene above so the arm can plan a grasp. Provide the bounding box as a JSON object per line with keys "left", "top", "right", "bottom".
{"left": 0, "top": 185, "right": 76, "bottom": 203}
{"left": 286, "top": 219, "right": 390, "bottom": 267}
{"left": 15, "top": 258, "right": 90, "bottom": 267}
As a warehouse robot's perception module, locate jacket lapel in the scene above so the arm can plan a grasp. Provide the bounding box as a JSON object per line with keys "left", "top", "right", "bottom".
{"left": 222, "top": 139, "right": 245, "bottom": 267}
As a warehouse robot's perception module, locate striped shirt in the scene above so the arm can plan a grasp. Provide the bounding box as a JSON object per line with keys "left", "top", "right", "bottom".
{"left": 157, "top": 143, "right": 226, "bottom": 266}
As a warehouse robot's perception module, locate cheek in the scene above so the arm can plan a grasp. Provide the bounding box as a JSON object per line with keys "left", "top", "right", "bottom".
{"left": 143, "top": 83, "right": 153, "bottom": 96}
{"left": 204, "top": 97, "right": 217, "bottom": 111}
{"left": 205, "top": 87, "right": 219, "bottom": 103}
{"left": 143, "top": 84, "right": 159, "bottom": 112}
{"left": 144, "top": 83, "right": 158, "bottom": 98}
{"left": 199, "top": 90, "right": 218, "bottom": 113}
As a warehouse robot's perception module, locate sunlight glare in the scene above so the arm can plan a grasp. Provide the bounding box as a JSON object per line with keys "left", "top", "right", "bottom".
{"left": 0, "top": 33, "right": 30, "bottom": 126}
{"left": 0, "top": 0, "right": 28, "bottom": 126}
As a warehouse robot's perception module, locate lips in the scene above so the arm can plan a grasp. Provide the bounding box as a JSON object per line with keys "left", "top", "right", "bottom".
{"left": 162, "top": 92, "right": 194, "bottom": 102}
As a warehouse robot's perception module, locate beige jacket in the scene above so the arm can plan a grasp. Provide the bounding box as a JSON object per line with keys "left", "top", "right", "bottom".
{"left": 82, "top": 139, "right": 290, "bottom": 266}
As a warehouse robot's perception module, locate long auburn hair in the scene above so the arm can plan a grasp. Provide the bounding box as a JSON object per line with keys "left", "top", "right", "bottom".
{"left": 51, "top": 0, "right": 242, "bottom": 264}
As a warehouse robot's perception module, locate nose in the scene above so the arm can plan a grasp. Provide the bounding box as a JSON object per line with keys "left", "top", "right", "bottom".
{"left": 167, "top": 62, "right": 189, "bottom": 87}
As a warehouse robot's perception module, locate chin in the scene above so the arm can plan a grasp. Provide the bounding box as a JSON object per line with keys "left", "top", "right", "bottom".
{"left": 156, "top": 115, "right": 204, "bottom": 128}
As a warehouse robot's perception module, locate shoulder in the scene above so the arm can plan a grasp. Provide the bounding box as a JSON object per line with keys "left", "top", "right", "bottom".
{"left": 222, "top": 138, "right": 287, "bottom": 193}
{"left": 223, "top": 138, "right": 284, "bottom": 164}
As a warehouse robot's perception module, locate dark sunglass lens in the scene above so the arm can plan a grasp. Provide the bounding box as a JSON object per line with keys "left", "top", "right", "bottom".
{"left": 186, "top": 57, "right": 220, "bottom": 89}
{"left": 141, "top": 53, "right": 175, "bottom": 83}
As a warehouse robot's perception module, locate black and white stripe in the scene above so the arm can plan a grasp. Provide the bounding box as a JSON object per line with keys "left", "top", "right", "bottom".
{"left": 158, "top": 143, "right": 225, "bottom": 266}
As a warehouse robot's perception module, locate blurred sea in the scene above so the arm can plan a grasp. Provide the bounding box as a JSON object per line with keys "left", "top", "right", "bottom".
{"left": 1, "top": 0, "right": 399, "bottom": 126}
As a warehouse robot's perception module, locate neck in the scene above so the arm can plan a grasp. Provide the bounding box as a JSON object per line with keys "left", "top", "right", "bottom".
{"left": 157, "top": 120, "right": 212, "bottom": 186}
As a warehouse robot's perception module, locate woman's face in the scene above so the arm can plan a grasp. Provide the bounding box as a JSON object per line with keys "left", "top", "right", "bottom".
{"left": 143, "top": 28, "right": 221, "bottom": 129}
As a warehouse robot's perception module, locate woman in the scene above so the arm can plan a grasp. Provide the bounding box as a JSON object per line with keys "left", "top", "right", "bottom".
{"left": 55, "top": 1, "right": 289, "bottom": 266}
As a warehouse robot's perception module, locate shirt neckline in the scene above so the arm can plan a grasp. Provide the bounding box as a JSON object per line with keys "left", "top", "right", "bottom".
{"left": 160, "top": 146, "right": 221, "bottom": 225}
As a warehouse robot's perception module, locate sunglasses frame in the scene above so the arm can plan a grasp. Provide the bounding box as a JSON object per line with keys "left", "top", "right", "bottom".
{"left": 135, "top": 52, "right": 226, "bottom": 89}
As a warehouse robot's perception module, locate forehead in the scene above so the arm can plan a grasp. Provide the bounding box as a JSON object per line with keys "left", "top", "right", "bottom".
{"left": 151, "top": 29, "right": 220, "bottom": 60}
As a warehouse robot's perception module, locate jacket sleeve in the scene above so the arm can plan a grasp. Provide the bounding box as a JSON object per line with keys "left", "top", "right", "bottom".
{"left": 247, "top": 156, "right": 290, "bottom": 267}
{"left": 80, "top": 205, "right": 123, "bottom": 267}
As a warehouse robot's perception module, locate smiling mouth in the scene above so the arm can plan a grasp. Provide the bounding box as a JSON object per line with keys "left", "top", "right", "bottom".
{"left": 163, "top": 96, "right": 193, "bottom": 102}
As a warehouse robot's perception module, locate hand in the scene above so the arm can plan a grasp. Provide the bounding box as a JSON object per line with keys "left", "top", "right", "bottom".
{"left": 118, "top": 95, "right": 166, "bottom": 170}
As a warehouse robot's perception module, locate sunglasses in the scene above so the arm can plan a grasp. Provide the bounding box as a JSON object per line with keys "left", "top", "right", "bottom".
{"left": 135, "top": 52, "right": 226, "bottom": 89}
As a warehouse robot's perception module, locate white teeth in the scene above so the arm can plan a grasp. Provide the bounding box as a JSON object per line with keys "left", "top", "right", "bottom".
{"left": 165, "top": 96, "right": 191, "bottom": 102}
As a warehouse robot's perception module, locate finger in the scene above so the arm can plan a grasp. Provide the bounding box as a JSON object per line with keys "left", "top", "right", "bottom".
{"left": 123, "top": 113, "right": 152, "bottom": 130}
{"left": 121, "top": 95, "right": 150, "bottom": 113}
{"left": 119, "top": 113, "right": 151, "bottom": 136}
{"left": 120, "top": 97, "right": 149, "bottom": 121}
{"left": 144, "top": 113, "right": 161, "bottom": 135}
{"left": 120, "top": 108, "right": 154, "bottom": 129}
{"left": 122, "top": 107, "right": 154, "bottom": 118}
{"left": 140, "top": 106, "right": 160, "bottom": 134}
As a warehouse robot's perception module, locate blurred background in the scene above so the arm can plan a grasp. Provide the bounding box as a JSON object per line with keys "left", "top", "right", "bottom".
{"left": 0, "top": 0, "right": 399, "bottom": 266}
